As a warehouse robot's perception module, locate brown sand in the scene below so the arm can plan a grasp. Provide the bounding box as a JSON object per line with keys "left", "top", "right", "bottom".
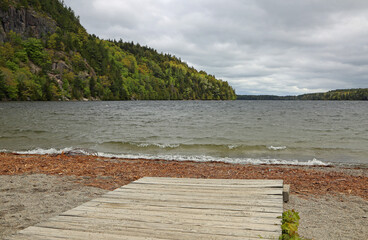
{"left": 0, "top": 153, "right": 367, "bottom": 239}
{"left": 285, "top": 194, "right": 368, "bottom": 240}
{"left": 0, "top": 174, "right": 107, "bottom": 239}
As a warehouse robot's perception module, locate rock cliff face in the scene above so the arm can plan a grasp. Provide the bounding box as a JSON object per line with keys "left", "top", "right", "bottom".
{"left": 0, "top": 6, "right": 56, "bottom": 42}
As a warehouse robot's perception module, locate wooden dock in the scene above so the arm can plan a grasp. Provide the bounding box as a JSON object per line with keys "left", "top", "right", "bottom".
{"left": 8, "top": 177, "right": 284, "bottom": 240}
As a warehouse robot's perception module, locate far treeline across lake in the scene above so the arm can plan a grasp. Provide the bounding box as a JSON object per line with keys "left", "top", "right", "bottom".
{"left": 237, "top": 88, "right": 368, "bottom": 101}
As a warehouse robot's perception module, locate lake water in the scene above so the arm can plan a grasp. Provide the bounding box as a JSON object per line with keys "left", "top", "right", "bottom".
{"left": 0, "top": 101, "right": 367, "bottom": 167}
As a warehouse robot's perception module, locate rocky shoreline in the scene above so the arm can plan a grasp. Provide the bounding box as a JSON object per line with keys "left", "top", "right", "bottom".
{"left": 1, "top": 153, "right": 367, "bottom": 239}
{"left": 1, "top": 153, "right": 367, "bottom": 199}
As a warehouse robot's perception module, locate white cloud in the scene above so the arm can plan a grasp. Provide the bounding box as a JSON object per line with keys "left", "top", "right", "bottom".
{"left": 63, "top": 0, "right": 368, "bottom": 95}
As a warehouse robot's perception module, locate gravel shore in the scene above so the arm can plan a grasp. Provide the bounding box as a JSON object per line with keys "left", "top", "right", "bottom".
{"left": 285, "top": 194, "right": 368, "bottom": 240}
{"left": 1, "top": 153, "right": 367, "bottom": 239}
{"left": 0, "top": 174, "right": 107, "bottom": 239}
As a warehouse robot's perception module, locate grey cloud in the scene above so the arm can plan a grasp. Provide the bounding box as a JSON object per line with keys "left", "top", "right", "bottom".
{"left": 63, "top": 0, "right": 368, "bottom": 95}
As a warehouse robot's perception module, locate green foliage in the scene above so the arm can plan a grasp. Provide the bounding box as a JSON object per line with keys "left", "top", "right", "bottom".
{"left": 0, "top": 0, "right": 10, "bottom": 11}
{"left": 0, "top": 70, "right": 8, "bottom": 99}
{"left": 14, "top": 50, "right": 29, "bottom": 62}
{"left": 297, "top": 89, "right": 368, "bottom": 101}
{"left": 279, "top": 210, "right": 308, "bottom": 240}
{"left": 47, "top": 32, "right": 62, "bottom": 50}
{"left": 0, "top": 0, "right": 236, "bottom": 101}
{"left": 37, "top": 0, "right": 81, "bottom": 33}
{"left": 0, "top": 68, "right": 18, "bottom": 100}
{"left": 23, "top": 38, "right": 45, "bottom": 66}
{"left": 5, "top": 60, "right": 18, "bottom": 71}
{"left": 15, "top": 68, "right": 32, "bottom": 100}
{"left": 237, "top": 88, "right": 368, "bottom": 101}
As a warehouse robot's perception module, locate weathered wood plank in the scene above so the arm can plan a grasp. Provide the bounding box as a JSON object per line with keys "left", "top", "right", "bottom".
{"left": 117, "top": 185, "right": 283, "bottom": 196}
{"left": 58, "top": 209, "right": 281, "bottom": 229}
{"left": 121, "top": 184, "right": 283, "bottom": 194}
{"left": 118, "top": 184, "right": 280, "bottom": 195}
{"left": 63, "top": 205, "right": 281, "bottom": 224}
{"left": 90, "top": 197, "right": 283, "bottom": 213}
{"left": 283, "top": 184, "right": 290, "bottom": 203}
{"left": 10, "top": 177, "right": 284, "bottom": 240}
{"left": 102, "top": 191, "right": 283, "bottom": 207}
{"left": 18, "top": 226, "right": 276, "bottom": 240}
{"left": 80, "top": 201, "right": 281, "bottom": 218}
{"left": 17, "top": 226, "right": 166, "bottom": 240}
{"left": 7, "top": 233, "right": 73, "bottom": 240}
{"left": 130, "top": 181, "right": 283, "bottom": 189}
{"left": 136, "top": 177, "right": 283, "bottom": 185}
{"left": 36, "top": 220, "right": 280, "bottom": 239}
{"left": 50, "top": 214, "right": 281, "bottom": 232}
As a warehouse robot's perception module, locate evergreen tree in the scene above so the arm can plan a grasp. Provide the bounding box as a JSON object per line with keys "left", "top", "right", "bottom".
{"left": 0, "top": 0, "right": 236, "bottom": 101}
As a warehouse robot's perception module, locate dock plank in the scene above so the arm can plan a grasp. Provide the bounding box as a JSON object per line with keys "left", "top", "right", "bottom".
{"left": 7, "top": 177, "right": 284, "bottom": 240}
{"left": 118, "top": 184, "right": 284, "bottom": 195}
{"left": 90, "top": 197, "right": 283, "bottom": 213}
{"left": 80, "top": 201, "right": 281, "bottom": 218}
{"left": 135, "top": 177, "right": 283, "bottom": 185}
{"left": 61, "top": 207, "right": 281, "bottom": 226}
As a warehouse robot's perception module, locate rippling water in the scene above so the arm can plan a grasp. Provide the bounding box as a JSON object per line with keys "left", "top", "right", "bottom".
{"left": 0, "top": 101, "right": 367, "bottom": 166}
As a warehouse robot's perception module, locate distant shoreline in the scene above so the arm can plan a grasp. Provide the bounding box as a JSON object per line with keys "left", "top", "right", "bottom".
{"left": 236, "top": 98, "right": 368, "bottom": 101}
{"left": 237, "top": 88, "right": 368, "bottom": 100}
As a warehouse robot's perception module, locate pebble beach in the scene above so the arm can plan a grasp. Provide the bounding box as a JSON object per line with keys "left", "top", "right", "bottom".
{"left": 1, "top": 153, "right": 367, "bottom": 239}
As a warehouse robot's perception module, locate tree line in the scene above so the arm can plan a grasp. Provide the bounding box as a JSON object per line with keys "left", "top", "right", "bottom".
{"left": 237, "top": 88, "right": 368, "bottom": 101}
{"left": 0, "top": 0, "right": 236, "bottom": 101}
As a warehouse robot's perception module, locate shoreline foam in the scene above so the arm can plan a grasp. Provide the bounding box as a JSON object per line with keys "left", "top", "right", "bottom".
{"left": 1, "top": 152, "right": 367, "bottom": 240}
{"left": 0, "top": 148, "right": 332, "bottom": 166}
{"left": 0, "top": 152, "right": 367, "bottom": 199}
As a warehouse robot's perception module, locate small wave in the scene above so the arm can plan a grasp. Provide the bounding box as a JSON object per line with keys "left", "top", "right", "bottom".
{"left": 2, "top": 147, "right": 96, "bottom": 156}
{"left": 5, "top": 129, "right": 48, "bottom": 134}
{"left": 101, "top": 142, "right": 286, "bottom": 152}
{"left": 1, "top": 148, "right": 329, "bottom": 166}
{"left": 10, "top": 147, "right": 73, "bottom": 155}
{"left": 100, "top": 141, "right": 180, "bottom": 149}
{"left": 228, "top": 145, "right": 238, "bottom": 150}
{"left": 136, "top": 143, "right": 180, "bottom": 149}
{"left": 96, "top": 153, "right": 329, "bottom": 166}
{"left": 268, "top": 146, "right": 287, "bottom": 151}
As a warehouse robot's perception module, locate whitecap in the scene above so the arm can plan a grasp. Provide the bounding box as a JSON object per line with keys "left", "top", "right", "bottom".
{"left": 155, "top": 143, "right": 180, "bottom": 149}
{"left": 268, "top": 146, "right": 287, "bottom": 150}
{"left": 135, "top": 143, "right": 179, "bottom": 149}
{"left": 2, "top": 147, "right": 92, "bottom": 156}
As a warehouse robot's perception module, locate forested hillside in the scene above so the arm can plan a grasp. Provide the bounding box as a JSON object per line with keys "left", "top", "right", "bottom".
{"left": 237, "top": 88, "right": 368, "bottom": 100}
{"left": 0, "top": 0, "right": 236, "bottom": 101}
{"left": 296, "top": 89, "right": 368, "bottom": 100}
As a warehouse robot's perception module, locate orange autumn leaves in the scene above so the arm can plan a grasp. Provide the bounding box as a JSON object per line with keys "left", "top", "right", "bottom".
{"left": 0, "top": 152, "right": 367, "bottom": 199}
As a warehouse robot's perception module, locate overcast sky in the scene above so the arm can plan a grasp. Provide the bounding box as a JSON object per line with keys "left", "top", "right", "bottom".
{"left": 63, "top": 0, "right": 368, "bottom": 95}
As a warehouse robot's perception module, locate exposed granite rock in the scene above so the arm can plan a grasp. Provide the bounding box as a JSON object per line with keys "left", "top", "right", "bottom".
{"left": 52, "top": 60, "right": 70, "bottom": 72}
{"left": 0, "top": 20, "right": 5, "bottom": 42}
{"left": 0, "top": 6, "right": 56, "bottom": 42}
{"left": 47, "top": 70, "right": 64, "bottom": 91}
{"left": 29, "top": 62, "right": 41, "bottom": 74}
